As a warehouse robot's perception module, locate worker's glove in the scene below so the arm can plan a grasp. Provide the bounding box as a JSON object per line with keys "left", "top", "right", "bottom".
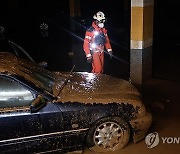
{"left": 109, "top": 51, "right": 113, "bottom": 59}
{"left": 86, "top": 54, "right": 92, "bottom": 63}
{"left": 87, "top": 57, "right": 92, "bottom": 63}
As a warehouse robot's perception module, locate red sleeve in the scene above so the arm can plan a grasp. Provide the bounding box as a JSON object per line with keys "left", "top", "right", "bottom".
{"left": 104, "top": 29, "right": 112, "bottom": 51}
{"left": 83, "top": 30, "right": 92, "bottom": 56}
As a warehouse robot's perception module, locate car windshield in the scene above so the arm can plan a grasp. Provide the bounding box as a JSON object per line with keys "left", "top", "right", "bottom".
{"left": 19, "top": 60, "right": 66, "bottom": 94}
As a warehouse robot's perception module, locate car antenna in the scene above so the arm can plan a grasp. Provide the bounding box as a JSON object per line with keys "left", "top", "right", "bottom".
{"left": 8, "top": 40, "right": 35, "bottom": 63}
{"left": 56, "top": 65, "right": 75, "bottom": 98}
{"left": 64, "top": 64, "right": 75, "bottom": 85}
{"left": 69, "top": 65, "right": 75, "bottom": 75}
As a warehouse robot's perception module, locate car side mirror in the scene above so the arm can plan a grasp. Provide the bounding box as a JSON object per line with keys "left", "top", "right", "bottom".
{"left": 30, "top": 95, "right": 46, "bottom": 113}
{"left": 38, "top": 61, "right": 48, "bottom": 68}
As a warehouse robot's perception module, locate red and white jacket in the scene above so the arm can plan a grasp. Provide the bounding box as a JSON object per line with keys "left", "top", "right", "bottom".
{"left": 83, "top": 21, "right": 112, "bottom": 58}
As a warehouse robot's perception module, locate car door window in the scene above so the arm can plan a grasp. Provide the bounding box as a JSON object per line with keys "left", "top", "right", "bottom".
{"left": 0, "top": 76, "right": 36, "bottom": 109}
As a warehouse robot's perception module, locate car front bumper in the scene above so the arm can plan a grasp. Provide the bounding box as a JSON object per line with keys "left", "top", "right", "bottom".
{"left": 129, "top": 111, "right": 152, "bottom": 143}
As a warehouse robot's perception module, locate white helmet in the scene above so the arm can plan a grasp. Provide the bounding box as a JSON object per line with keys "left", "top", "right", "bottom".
{"left": 93, "top": 11, "right": 105, "bottom": 22}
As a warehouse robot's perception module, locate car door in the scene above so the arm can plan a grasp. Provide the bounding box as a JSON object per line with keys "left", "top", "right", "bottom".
{"left": 0, "top": 75, "right": 64, "bottom": 153}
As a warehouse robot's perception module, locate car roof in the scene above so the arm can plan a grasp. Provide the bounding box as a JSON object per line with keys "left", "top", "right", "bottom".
{"left": 0, "top": 52, "right": 45, "bottom": 88}
{"left": 0, "top": 52, "right": 19, "bottom": 74}
{"left": 0, "top": 52, "right": 56, "bottom": 101}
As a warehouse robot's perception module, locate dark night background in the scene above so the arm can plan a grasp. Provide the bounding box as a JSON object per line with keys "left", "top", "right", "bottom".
{"left": 0, "top": 0, "right": 180, "bottom": 82}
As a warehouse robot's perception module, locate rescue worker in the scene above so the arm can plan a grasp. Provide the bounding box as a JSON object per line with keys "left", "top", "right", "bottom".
{"left": 83, "top": 11, "right": 112, "bottom": 73}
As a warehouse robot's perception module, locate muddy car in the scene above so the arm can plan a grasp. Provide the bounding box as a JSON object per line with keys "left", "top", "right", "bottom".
{"left": 0, "top": 52, "right": 152, "bottom": 153}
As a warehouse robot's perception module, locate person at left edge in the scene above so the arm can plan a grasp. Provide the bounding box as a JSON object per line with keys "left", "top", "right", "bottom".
{"left": 83, "top": 11, "right": 112, "bottom": 73}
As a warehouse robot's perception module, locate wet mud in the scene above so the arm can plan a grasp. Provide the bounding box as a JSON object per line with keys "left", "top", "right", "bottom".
{"left": 57, "top": 72, "right": 142, "bottom": 105}
{"left": 80, "top": 79, "right": 180, "bottom": 154}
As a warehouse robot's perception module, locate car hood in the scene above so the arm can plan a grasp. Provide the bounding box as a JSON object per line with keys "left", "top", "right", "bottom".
{"left": 55, "top": 72, "right": 144, "bottom": 108}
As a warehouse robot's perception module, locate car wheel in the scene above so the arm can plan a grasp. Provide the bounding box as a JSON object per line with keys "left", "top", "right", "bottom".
{"left": 86, "top": 117, "right": 130, "bottom": 153}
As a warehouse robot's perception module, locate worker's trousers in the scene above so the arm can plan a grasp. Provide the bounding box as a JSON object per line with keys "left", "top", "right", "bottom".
{"left": 91, "top": 51, "right": 104, "bottom": 73}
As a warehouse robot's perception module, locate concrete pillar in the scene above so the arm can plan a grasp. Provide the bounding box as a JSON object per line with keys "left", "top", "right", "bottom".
{"left": 69, "top": 0, "right": 81, "bottom": 18}
{"left": 69, "top": 0, "right": 81, "bottom": 69}
{"left": 130, "top": 0, "right": 154, "bottom": 84}
{"left": 69, "top": 0, "right": 81, "bottom": 32}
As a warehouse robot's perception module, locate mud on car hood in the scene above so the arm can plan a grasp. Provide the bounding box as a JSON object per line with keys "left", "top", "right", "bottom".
{"left": 56, "top": 72, "right": 144, "bottom": 109}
